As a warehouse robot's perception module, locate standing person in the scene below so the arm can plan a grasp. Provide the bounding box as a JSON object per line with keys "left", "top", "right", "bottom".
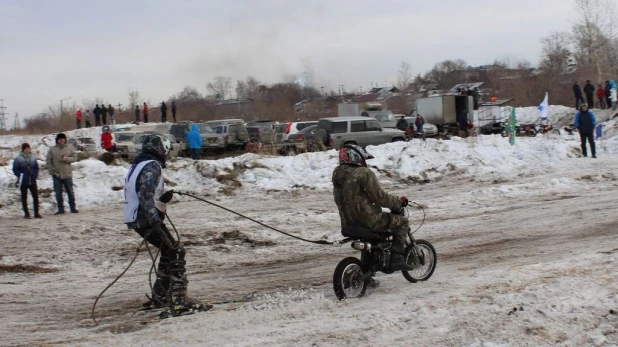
{"left": 605, "top": 81, "right": 613, "bottom": 110}
{"left": 171, "top": 101, "right": 177, "bottom": 122}
{"left": 100, "top": 126, "right": 116, "bottom": 152}
{"left": 93, "top": 104, "right": 101, "bottom": 127}
{"left": 597, "top": 85, "right": 607, "bottom": 109}
{"left": 124, "top": 134, "right": 209, "bottom": 314}
{"left": 143, "top": 102, "right": 149, "bottom": 123}
{"left": 574, "top": 103, "right": 597, "bottom": 158}
{"left": 458, "top": 109, "right": 469, "bottom": 137}
{"left": 186, "top": 124, "right": 202, "bottom": 160}
{"left": 415, "top": 114, "right": 425, "bottom": 134}
{"left": 85, "top": 110, "right": 92, "bottom": 128}
{"left": 46, "top": 133, "right": 78, "bottom": 214}
{"left": 101, "top": 104, "right": 108, "bottom": 125}
{"left": 584, "top": 80, "right": 596, "bottom": 109}
{"left": 472, "top": 87, "right": 480, "bottom": 110}
{"left": 135, "top": 105, "right": 141, "bottom": 123}
{"left": 160, "top": 102, "right": 168, "bottom": 123}
{"left": 573, "top": 82, "right": 585, "bottom": 110}
{"left": 610, "top": 80, "right": 618, "bottom": 110}
{"left": 108, "top": 104, "right": 115, "bottom": 125}
{"left": 332, "top": 145, "right": 413, "bottom": 271}
{"left": 13, "top": 143, "right": 41, "bottom": 219}
{"left": 75, "top": 109, "right": 82, "bottom": 129}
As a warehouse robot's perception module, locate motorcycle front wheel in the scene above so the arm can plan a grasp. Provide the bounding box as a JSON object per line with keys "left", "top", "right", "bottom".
{"left": 402, "top": 240, "right": 437, "bottom": 283}
{"left": 333, "top": 257, "right": 368, "bottom": 300}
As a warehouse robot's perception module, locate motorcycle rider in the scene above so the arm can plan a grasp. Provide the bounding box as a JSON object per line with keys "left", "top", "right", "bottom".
{"left": 332, "top": 145, "right": 414, "bottom": 271}
{"left": 124, "top": 133, "right": 210, "bottom": 315}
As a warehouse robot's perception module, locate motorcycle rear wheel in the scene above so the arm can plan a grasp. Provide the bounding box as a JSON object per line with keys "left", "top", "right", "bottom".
{"left": 333, "top": 257, "right": 368, "bottom": 300}
{"left": 402, "top": 240, "right": 437, "bottom": 283}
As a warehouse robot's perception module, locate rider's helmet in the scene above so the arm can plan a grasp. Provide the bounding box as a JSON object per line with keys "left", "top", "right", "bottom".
{"left": 338, "top": 144, "right": 374, "bottom": 167}
{"left": 142, "top": 133, "right": 171, "bottom": 163}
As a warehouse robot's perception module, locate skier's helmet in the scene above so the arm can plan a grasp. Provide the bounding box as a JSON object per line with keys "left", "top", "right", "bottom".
{"left": 338, "top": 144, "right": 374, "bottom": 167}
{"left": 142, "top": 133, "right": 171, "bottom": 161}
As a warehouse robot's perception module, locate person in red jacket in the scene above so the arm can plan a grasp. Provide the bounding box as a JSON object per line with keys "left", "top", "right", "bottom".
{"left": 597, "top": 84, "right": 607, "bottom": 109}
{"left": 143, "top": 102, "right": 149, "bottom": 123}
{"left": 75, "top": 109, "right": 83, "bottom": 129}
{"left": 100, "top": 126, "right": 116, "bottom": 152}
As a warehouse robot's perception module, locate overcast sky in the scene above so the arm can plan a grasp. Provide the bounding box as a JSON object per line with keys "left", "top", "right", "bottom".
{"left": 1, "top": 0, "right": 577, "bottom": 121}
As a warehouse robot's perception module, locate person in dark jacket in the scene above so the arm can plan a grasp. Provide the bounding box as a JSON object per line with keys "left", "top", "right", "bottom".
{"left": 93, "top": 105, "right": 101, "bottom": 127}
{"left": 124, "top": 133, "right": 210, "bottom": 315}
{"left": 606, "top": 81, "right": 613, "bottom": 110}
{"left": 186, "top": 124, "right": 202, "bottom": 160}
{"left": 160, "top": 102, "right": 168, "bottom": 123}
{"left": 135, "top": 105, "right": 140, "bottom": 123}
{"left": 101, "top": 104, "right": 108, "bottom": 125}
{"left": 332, "top": 145, "right": 413, "bottom": 271}
{"left": 171, "top": 101, "right": 177, "bottom": 122}
{"left": 143, "top": 102, "right": 149, "bottom": 123}
{"left": 108, "top": 104, "right": 115, "bottom": 124}
{"left": 573, "top": 82, "right": 585, "bottom": 110}
{"left": 12, "top": 143, "right": 41, "bottom": 218}
{"left": 584, "top": 80, "right": 596, "bottom": 109}
{"left": 458, "top": 109, "right": 469, "bottom": 137}
{"left": 574, "top": 103, "right": 597, "bottom": 158}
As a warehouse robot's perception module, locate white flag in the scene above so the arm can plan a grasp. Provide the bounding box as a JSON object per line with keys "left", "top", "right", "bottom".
{"left": 538, "top": 92, "right": 549, "bottom": 120}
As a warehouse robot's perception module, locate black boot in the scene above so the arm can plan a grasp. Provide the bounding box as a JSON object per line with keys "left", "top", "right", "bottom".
{"left": 165, "top": 260, "right": 211, "bottom": 316}
{"left": 389, "top": 252, "right": 415, "bottom": 271}
{"left": 24, "top": 212, "right": 31, "bottom": 219}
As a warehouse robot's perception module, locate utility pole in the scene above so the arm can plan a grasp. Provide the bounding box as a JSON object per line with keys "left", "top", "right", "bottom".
{"left": 0, "top": 99, "right": 6, "bottom": 131}
{"left": 116, "top": 103, "right": 122, "bottom": 112}
{"left": 13, "top": 113, "right": 20, "bottom": 130}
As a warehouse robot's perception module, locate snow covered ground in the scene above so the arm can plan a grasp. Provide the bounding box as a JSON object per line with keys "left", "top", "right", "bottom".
{"left": 2, "top": 106, "right": 618, "bottom": 346}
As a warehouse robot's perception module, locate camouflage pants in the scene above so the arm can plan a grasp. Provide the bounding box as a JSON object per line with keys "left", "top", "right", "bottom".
{"left": 375, "top": 213, "right": 410, "bottom": 254}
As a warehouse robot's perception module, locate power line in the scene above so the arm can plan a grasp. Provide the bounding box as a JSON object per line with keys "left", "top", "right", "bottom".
{"left": 0, "top": 99, "right": 7, "bottom": 131}
{"left": 13, "top": 113, "right": 20, "bottom": 130}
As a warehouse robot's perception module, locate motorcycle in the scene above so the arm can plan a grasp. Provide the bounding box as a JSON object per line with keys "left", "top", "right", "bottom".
{"left": 564, "top": 124, "right": 577, "bottom": 135}
{"left": 537, "top": 123, "right": 561, "bottom": 135}
{"left": 516, "top": 123, "right": 538, "bottom": 137}
{"left": 333, "top": 207, "right": 437, "bottom": 300}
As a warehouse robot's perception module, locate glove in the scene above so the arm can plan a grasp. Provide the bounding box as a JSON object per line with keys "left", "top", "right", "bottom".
{"left": 400, "top": 196, "right": 409, "bottom": 208}
{"left": 159, "top": 190, "right": 174, "bottom": 203}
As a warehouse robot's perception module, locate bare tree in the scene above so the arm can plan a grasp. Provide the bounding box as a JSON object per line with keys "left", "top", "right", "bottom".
{"left": 128, "top": 88, "right": 140, "bottom": 108}
{"left": 539, "top": 32, "right": 574, "bottom": 74}
{"left": 397, "top": 61, "right": 413, "bottom": 89}
{"left": 572, "top": 0, "right": 617, "bottom": 81}
{"left": 206, "top": 76, "right": 232, "bottom": 100}
{"left": 423, "top": 59, "right": 468, "bottom": 88}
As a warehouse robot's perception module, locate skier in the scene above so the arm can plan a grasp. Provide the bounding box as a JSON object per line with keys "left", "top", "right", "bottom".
{"left": 123, "top": 133, "right": 210, "bottom": 315}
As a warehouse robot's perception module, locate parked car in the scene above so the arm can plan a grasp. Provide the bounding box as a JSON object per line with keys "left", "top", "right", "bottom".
{"left": 76, "top": 137, "right": 97, "bottom": 153}
{"left": 170, "top": 121, "right": 225, "bottom": 155}
{"left": 114, "top": 131, "right": 141, "bottom": 159}
{"left": 246, "top": 120, "right": 277, "bottom": 144}
{"left": 361, "top": 111, "right": 397, "bottom": 128}
{"left": 398, "top": 117, "right": 440, "bottom": 137}
{"left": 275, "top": 121, "right": 318, "bottom": 142}
{"left": 205, "top": 120, "right": 250, "bottom": 150}
{"left": 315, "top": 116, "right": 405, "bottom": 149}
{"left": 279, "top": 124, "right": 320, "bottom": 154}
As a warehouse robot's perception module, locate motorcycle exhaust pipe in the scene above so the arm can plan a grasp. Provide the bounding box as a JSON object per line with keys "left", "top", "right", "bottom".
{"left": 351, "top": 241, "right": 371, "bottom": 251}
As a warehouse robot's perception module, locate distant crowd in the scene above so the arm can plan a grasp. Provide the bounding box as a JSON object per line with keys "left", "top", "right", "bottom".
{"left": 573, "top": 80, "right": 617, "bottom": 110}
{"left": 74, "top": 101, "right": 178, "bottom": 129}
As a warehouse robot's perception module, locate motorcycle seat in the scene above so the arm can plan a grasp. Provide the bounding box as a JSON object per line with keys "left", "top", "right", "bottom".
{"left": 341, "top": 226, "right": 373, "bottom": 240}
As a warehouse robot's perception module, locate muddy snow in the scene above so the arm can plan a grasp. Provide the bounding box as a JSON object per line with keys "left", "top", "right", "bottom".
{"left": 2, "top": 108, "right": 618, "bottom": 346}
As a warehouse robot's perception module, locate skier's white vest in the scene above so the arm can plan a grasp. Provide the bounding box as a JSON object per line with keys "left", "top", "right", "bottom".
{"left": 124, "top": 160, "right": 164, "bottom": 224}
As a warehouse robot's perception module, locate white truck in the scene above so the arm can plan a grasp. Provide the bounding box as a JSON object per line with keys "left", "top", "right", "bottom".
{"left": 415, "top": 95, "right": 473, "bottom": 133}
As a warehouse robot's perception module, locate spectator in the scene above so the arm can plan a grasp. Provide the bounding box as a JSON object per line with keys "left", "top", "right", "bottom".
{"left": 171, "top": 101, "right": 177, "bottom": 122}
{"left": 573, "top": 82, "right": 585, "bottom": 110}
{"left": 472, "top": 87, "right": 480, "bottom": 110}
{"left": 396, "top": 116, "right": 409, "bottom": 131}
{"left": 101, "top": 104, "right": 108, "bottom": 125}
{"left": 161, "top": 102, "right": 168, "bottom": 123}
{"left": 100, "top": 125, "right": 116, "bottom": 152}
{"left": 85, "top": 110, "right": 91, "bottom": 128}
{"left": 143, "top": 102, "right": 149, "bottom": 123}
{"left": 458, "top": 109, "right": 469, "bottom": 137}
{"left": 584, "top": 80, "right": 595, "bottom": 109}
{"left": 108, "top": 104, "right": 115, "bottom": 125}
{"left": 186, "top": 124, "right": 202, "bottom": 160}
{"left": 75, "top": 109, "right": 82, "bottom": 129}
{"left": 415, "top": 114, "right": 425, "bottom": 134}
{"left": 610, "top": 80, "right": 618, "bottom": 110}
{"left": 574, "top": 103, "right": 597, "bottom": 158}
{"left": 606, "top": 81, "right": 613, "bottom": 109}
{"left": 46, "top": 133, "right": 78, "bottom": 214}
{"left": 597, "top": 85, "right": 607, "bottom": 109}
{"left": 93, "top": 104, "right": 101, "bottom": 127}
{"left": 135, "top": 105, "right": 140, "bottom": 123}
{"left": 13, "top": 143, "right": 41, "bottom": 219}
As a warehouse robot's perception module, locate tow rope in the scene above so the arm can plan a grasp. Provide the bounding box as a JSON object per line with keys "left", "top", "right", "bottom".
{"left": 175, "top": 190, "right": 334, "bottom": 245}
